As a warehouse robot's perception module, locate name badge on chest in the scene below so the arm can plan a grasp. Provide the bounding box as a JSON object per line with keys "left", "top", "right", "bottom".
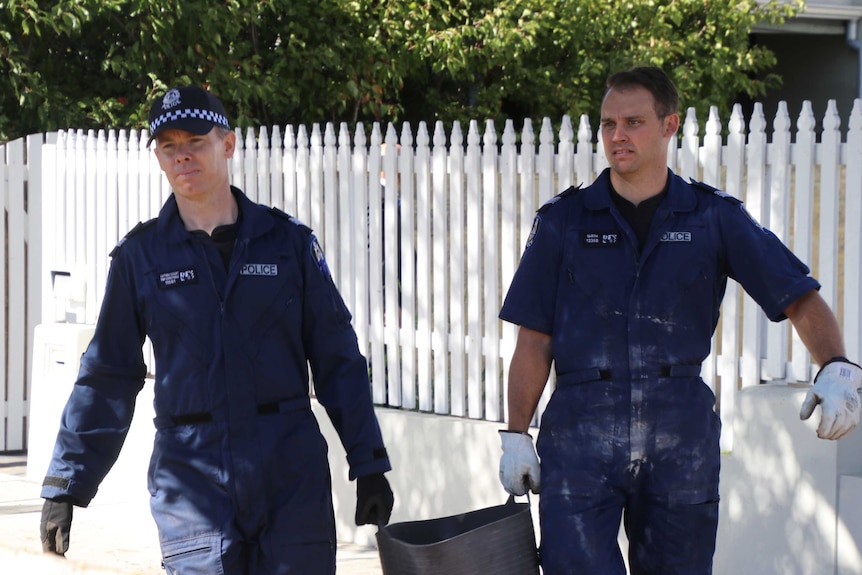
{"left": 581, "top": 231, "right": 620, "bottom": 247}
{"left": 158, "top": 268, "right": 198, "bottom": 289}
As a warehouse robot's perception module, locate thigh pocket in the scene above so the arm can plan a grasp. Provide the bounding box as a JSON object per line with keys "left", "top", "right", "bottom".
{"left": 161, "top": 532, "right": 224, "bottom": 575}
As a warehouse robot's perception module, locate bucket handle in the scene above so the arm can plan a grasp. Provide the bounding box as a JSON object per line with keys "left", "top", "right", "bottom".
{"left": 506, "top": 492, "right": 532, "bottom": 507}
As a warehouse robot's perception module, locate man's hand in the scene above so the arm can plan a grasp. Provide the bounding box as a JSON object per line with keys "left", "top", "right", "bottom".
{"left": 355, "top": 473, "right": 394, "bottom": 526}
{"left": 499, "top": 430, "right": 541, "bottom": 495}
{"left": 40, "top": 498, "right": 73, "bottom": 555}
{"left": 800, "top": 358, "right": 862, "bottom": 440}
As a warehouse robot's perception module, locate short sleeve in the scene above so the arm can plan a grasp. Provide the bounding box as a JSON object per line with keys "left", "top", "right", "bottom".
{"left": 499, "top": 211, "right": 564, "bottom": 334}
{"left": 722, "top": 203, "right": 820, "bottom": 321}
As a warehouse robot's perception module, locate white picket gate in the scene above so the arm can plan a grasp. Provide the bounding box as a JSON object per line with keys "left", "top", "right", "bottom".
{"left": 2, "top": 98, "right": 861, "bottom": 452}
{"left": 1, "top": 135, "right": 45, "bottom": 452}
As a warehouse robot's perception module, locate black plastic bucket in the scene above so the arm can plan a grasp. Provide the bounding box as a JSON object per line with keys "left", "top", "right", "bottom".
{"left": 376, "top": 496, "right": 539, "bottom": 575}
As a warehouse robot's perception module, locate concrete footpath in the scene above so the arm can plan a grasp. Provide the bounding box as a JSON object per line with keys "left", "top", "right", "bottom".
{"left": 0, "top": 453, "right": 383, "bottom": 574}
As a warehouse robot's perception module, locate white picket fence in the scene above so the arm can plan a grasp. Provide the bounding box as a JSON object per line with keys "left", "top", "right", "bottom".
{"left": 2, "top": 98, "right": 861, "bottom": 453}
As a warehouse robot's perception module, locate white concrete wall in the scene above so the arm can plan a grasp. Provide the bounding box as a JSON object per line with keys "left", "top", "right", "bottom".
{"left": 26, "top": 330, "right": 861, "bottom": 573}
{"left": 715, "top": 384, "right": 862, "bottom": 575}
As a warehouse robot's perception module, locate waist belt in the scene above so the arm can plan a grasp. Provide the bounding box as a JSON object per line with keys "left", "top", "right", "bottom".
{"left": 154, "top": 395, "right": 311, "bottom": 429}
{"left": 556, "top": 365, "right": 702, "bottom": 388}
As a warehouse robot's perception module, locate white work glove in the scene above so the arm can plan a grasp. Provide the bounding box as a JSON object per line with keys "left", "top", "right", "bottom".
{"left": 499, "top": 430, "right": 541, "bottom": 495}
{"left": 800, "top": 357, "right": 862, "bottom": 440}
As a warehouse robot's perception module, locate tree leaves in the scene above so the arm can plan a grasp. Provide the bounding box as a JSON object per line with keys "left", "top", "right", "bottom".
{"left": 0, "top": 0, "right": 801, "bottom": 141}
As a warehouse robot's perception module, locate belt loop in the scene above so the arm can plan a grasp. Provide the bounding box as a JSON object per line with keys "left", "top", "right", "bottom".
{"left": 257, "top": 395, "right": 312, "bottom": 415}
{"left": 153, "top": 411, "right": 213, "bottom": 429}
{"left": 556, "top": 368, "right": 611, "bottom": 388}
{"left": 172, "top": 412, "right": 213, "bottom": 425}
{"left": 257, "top": 402, "right": 279, "bottom": 415}
{"left": 153, "top": 415, "right": 173, "bottom": 430}
{"left": 662, "top": 365, "right": 702, "bottom": 378}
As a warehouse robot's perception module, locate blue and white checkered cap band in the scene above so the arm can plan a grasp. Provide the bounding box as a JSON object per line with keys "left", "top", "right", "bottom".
{"left": 149, "top": 107, "right": 229, "bottom": 133}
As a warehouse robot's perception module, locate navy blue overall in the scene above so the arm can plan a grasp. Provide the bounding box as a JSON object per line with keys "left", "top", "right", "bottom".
{"left": 500, "top": 169, "right": 818, "bottom": 574}
{"left": 43, "top": 188, "right": 390, "bottom": 574}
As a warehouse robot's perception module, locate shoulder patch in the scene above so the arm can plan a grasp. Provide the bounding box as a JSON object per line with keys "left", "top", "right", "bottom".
{"left": 110, "top": 219, "right": 156, "bottom": 257}
{"left": 525, "top": 215, "right": 541, "bottom": 248}
{"left": 689, "top": 179, "right": 742, "bottom": 205}
{"left": 310, "top": 235, "right": 331, "bottom": 277}
{"left": 269, "top": 207, "right": 312, "bottom": 233}
{"left": 537, "top": 184, "right": 583, "bottom": 214}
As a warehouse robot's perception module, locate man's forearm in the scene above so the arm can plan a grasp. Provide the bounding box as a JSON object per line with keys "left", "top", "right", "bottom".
{"left": 786, "top": 290, "right": 846, "bottom": 366}
{"left": 507, "top": 327, "right": 553, "bottom": 431}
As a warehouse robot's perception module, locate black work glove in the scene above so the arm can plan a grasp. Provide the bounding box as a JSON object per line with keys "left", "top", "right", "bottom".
{"left": 355, "top": 473, "right": 394, "bottom": 526}
{"left": 40, "top": 498, "right": 74, "bottom": 555}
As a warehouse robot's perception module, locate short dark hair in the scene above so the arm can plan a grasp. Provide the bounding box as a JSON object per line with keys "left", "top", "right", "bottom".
{"left": 605, "top": 66, "right": 679, "bottom": 118}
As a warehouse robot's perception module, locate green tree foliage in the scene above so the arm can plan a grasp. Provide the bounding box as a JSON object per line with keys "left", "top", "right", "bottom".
{"left": 398, "top": 0, "right": 799, "bottom": 130}
{"left": 0, "top": 0, "right": 800, "bottom": 142}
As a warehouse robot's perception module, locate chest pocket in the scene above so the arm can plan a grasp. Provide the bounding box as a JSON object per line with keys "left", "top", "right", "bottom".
{"left": 641, "top": 224, "right": 722, "bottom": 323}
{"left": 143, "top": 267, "right": 215, "bottom": 369}
{"left": 231, "top": 252, "right": 302, "bottom": 357}
{"left": 562, "top": 228, "right": 630, "bottom": 322}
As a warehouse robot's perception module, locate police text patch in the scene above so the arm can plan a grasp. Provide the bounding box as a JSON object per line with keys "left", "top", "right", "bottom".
{"left": 582, "top": 231, "right": 620, "bottom": 247}
{"left": 159, "top": 268, "right": 198, "bottom": 289}
{"left": 660, "top": 231, "right": 692, "bottom": 242}
{"left": 241, "top": 263, "right": 278, "bottom": 276}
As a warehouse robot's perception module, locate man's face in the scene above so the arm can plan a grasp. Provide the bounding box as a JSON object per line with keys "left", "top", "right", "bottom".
{"left": 600, "top": 86, "right": 678, "bottom": 179}
{"left": 153, "top": 128, "right": 236, "bottom": 199}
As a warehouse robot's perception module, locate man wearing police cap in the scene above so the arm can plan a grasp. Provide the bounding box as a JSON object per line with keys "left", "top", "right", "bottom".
{"left": 39, "top": 85, "right": 394, "bottom": 574}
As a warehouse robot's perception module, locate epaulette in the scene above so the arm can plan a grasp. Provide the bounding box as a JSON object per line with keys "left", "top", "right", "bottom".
{"left": 537, "top": 184, "right": 583, "bottom": 214}
{"left": 110, "top": 219, "right": 157, "bottom": 257}
{"left": 691, "top": 179, "right": 765, "bottom": 230}
{"left": 689, "top": 179, "right": 742, "bottom": 205}
{"left": 269, "top": 206, "right": 312, "bottom": 234}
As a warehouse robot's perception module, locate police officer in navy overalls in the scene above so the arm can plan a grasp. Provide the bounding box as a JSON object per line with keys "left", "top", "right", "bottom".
{"left": 40, "top": 86, "right": 394, "bottom": 574}
{"left": 497, "top": 67, "right": 861, "bottom": 574}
